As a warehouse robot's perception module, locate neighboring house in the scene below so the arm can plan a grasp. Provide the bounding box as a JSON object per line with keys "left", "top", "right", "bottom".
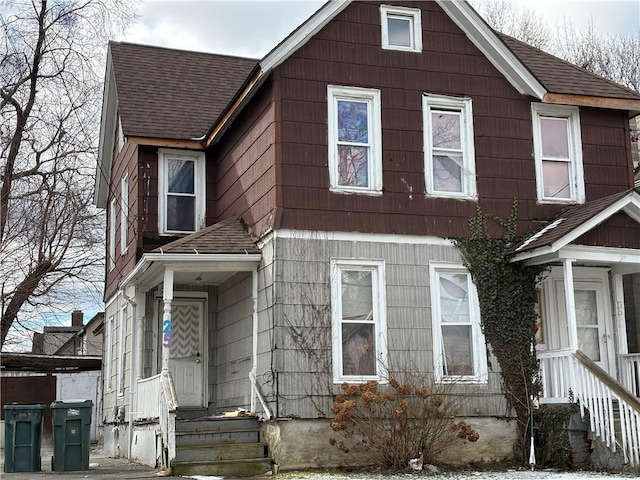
{"left": 32, "top": 310, "right": 85, "bottom": 354}
{"left": 56, "top": 312, "right": 105, "bottom": 356}
{"left": 94, "top": 0, "right": 640, "bottom": 473}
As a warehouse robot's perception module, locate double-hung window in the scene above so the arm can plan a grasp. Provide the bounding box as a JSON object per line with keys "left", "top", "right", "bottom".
{"left": 117, "top": 305, "right": 127, "bottom": 397}
{"left": 105, "top": 314, "right": 114, "bottom": 391}
{"left": 380, "top": 5, "right": 422, "bottom": 52}
{"left": 531, "top": 104, "right": 584, "bottom": 204}
{"left": 327, "top": 86, "right": 382, "bottom": 195}
{"left": 331, "top": 259, "right": 387, "bottom": 382}
{"left": 423, "top": 95, "right": 476, "bottom": 198}
{"left": 109, "top": 198, "right": 116, "bottom": 271}
{"left": 158, "top": 149, "right": 205, "bottom": 234}
{"left": 120, "top": 172, "right": 129, "bottom": 254}
{"left": 430, "top": 264, "right": 486, "bottom": 383}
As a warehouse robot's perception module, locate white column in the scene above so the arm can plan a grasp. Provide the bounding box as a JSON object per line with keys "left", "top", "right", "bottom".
{"left": 563, "top": 258, "right": 578, "bottom": 350}
{"left": 136, "top": 290, "right": 146, "bottom": 380}
{"left": 162, "top": 268, "right": 174, "bottom": 374}
{"left": 251, "top": 268, "right": 258, "bottom": 413}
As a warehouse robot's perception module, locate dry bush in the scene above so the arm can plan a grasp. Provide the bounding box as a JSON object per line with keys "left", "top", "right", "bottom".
{"left": 329, "top": 377, "right": 479, "bottom": 470}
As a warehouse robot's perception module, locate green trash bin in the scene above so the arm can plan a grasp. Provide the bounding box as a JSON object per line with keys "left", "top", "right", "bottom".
{"left": 3, "top": 403, "right": 45, "bottom": 473}
{"left": 50, "top": 400, "right": 93, "bottom": 471}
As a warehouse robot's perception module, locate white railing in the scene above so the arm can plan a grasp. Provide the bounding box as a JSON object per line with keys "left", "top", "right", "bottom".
{"left": 136, "top": 374, "right": 162, "bottom": 420}
{"left": 159, "top": 372, "right": 178, "bottom": 466}
{"left": 619, "top": 353, "right": 640, "bottom": 398}
{"left": 539, "top": 349, "right": 640, "bottom": 467}
{"left": 249, "top": 370, "right": 272, "bottom": 420}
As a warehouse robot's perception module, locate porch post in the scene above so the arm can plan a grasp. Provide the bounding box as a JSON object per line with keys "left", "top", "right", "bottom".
{"left": 563, "top": 258, "right": 579, "bottom": 350}
{"left": 251, "top": 268, "right": 258, "bottom": 414}
{"left": 136, "top": 290, "right": 146, "bottom": 381}
{"left": 162, "top": 268, "right": 174, "bottom": 374}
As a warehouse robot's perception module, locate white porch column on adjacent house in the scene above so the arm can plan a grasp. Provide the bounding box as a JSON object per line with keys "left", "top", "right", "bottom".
{"left": 563, "top": 258, "right": 579, "bottom": 350}
{"left": 136, "top": 290, "right": 146, "bottom": 381}
{"left": 251, "top": 268, "right": 258, "bottom": 413}
{"left": 162, "top": 268, "right": 174, "bottom": 374}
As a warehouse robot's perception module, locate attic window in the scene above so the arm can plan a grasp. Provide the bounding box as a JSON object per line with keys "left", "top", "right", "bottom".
{"left": 380, "top": 5, "right": 422, "bottom": 52}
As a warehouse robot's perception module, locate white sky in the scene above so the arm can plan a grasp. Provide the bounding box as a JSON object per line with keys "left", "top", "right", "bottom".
{"left": 119, "top": 0, "right": 640, "bottom": 58}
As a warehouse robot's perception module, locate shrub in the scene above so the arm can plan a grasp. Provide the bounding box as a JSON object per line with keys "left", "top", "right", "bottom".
{"left": 329, "top": 377, "right": 479, "bottom": 470}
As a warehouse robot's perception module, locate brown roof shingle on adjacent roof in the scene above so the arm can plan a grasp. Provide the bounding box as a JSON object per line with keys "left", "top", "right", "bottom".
{"left": 499, "top": 34, "right": 640, "bottom": 101}
{"left": 153, "top": 216, "right": 260, "bottom": 255}
{"left": 110, "top": 42, "right": 257, "bottom": 141}
{"left": 510, "top": 189, "right": 637, "bottom": 254}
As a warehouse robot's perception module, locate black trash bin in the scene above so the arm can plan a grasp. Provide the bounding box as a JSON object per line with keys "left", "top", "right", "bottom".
{"left": 3, "top": 403, "right": 45, "bottom": 473}
{"left": 50, "top": 400, "right": 93, "bottom": 471}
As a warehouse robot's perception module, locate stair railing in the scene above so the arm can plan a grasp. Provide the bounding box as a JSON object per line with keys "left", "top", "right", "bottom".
{"left": 619, "top": 353, "right": 640, "bottom": 398}
{"left": 160, "top": 371, "right": 178, "bottom": 466}
{"left": 539, "top": 349, "right": 640, "bottom": 467}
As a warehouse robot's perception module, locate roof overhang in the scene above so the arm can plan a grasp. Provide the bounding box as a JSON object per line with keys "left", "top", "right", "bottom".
{"left": 1, "top": 354, "right": 102, "bottom": 372}
{"left": 510, "top": 191, "right": 640, "bottom": 270}
{"left": 543, "top": 93, "right": 640, "bottom": 117}
{"left": 95, "top": 47, "right": 116, "bottom": 209}
{"left": 121, "top": 253, "right": 262, "bottom": 293}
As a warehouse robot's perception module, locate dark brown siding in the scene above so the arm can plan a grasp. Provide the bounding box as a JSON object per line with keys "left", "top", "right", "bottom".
{"left": 272, "top": 0, "right": 632, "bottom": 237}
{"left": 575, "top": 212, "right": 640, "bottom": 249}
{"left": 213, "top": 79, "right": 278, "bottom": 237}
{"left": 105, "top": 142, "right": 140, "bottom": 300}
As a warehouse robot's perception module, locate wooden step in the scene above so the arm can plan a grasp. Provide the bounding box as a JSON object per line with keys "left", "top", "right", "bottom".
{"left": 176, "top": 416, "right": 259, "bottom": 433}
{"left": 175, "top": 427, "right": 260, "bottom": 446}
{"left": 172, "top": 457, "right": 273, "bottom": 477}
{"left": 175, "top": 442, "right": 268, "bottom": 462}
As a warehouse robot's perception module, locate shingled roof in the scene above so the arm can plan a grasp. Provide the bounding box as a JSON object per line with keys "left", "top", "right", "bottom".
{"left": 110, "top": 42, "right": 257, "bottom": 140}
{"left": 510, "top": 189, "right": 639, "bottom": 255}
{"left": 152, "top": 216, "right": 259, "bottom": 255}
{"left": 499, "top": 34, "right": 640, "bottom": 101}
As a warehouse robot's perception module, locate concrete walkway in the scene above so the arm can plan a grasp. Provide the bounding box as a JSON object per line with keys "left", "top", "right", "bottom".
{"left": 1, "top": 446, "right": 183, "bottom": 479}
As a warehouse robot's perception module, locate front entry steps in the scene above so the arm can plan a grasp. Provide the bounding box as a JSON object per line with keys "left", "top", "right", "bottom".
{"left": 172, "top": 416, "right": 272, "bottom": 476}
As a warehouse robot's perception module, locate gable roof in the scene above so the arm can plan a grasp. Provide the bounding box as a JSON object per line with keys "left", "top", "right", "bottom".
{"left": 110, "top": 42, "right": 257, "bottom": 141}
{"left": 499, "top": 34, "right": 640, "bottom": 102}
{"left": 151, "top": 216, "right": 259, "bottom": 255}
{"left": 509, "top": 189, "right": 640, "bottom": 262}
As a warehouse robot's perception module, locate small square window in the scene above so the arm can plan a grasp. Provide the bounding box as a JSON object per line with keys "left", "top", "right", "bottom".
{"left": 327, "top": 86, "right": 382, "bottom": 195}
{"left": 531, "top": 104, "right": 584, "bottom": 204}
{"left": 381, "top": 5, "right": 422, "bottom": 52}
{"left": 423, "top": 94, "right": 477, "bottom": 199}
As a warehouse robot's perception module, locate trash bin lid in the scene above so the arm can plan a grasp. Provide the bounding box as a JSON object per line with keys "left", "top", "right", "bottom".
{"left": 50, "top": 400, "right": 93, "bottom": 408}
{"left": 4, "top": 403, "right": 46, "bottom": 410}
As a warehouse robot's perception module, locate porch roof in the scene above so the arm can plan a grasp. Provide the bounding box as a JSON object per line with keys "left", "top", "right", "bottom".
{"left": 121, "top": 217, "right": 261, "bottom": 292}
{"left": 509, "top": 189, "right": 640, "bottom": 272}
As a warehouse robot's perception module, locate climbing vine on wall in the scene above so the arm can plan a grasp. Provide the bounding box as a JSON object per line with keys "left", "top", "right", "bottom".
{"left": 454, "top": 200, "right": 547, "bottom": 464}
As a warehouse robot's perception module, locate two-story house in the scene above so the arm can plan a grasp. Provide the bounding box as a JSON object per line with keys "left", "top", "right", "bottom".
{"left": 94, "top": 0, "right": 640, "bottom": 474}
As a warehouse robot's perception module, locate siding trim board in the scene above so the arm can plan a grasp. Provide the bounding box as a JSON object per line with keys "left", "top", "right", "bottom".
{"left": 275, "top": 228, "right": 454, "bottom": 246}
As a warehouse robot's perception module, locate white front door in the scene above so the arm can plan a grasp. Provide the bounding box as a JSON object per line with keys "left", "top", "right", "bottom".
{"left": 552, "top": 274, "right": 614, "bottom": 373}
{"left": 168, "top": 300, "right": 206, "bottom": 407}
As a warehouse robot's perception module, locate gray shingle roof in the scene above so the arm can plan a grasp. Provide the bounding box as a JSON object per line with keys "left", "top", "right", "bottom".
{"left": 152, "top": 216, "right": 259, "bottom": 254}
{"left": 110, "top": 42, "right": 257, "bottom": 140}
{"left": 499, "top": 34, "right": 640, "bottom": 101}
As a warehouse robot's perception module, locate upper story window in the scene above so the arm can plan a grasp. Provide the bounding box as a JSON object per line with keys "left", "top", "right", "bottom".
{"left": 531, "top": 103, "right": 584, "bottom": 204}
{"left": 423, "top": 94, "right": 476, "bottom": 199}
{"left": 380, "top": 5, "right": 422, "bottom": 52}
{"left": 109, "top": 198, "right": 116, "bottom": 271}
{"left": 430, "top": 263, "right": 487, "bottom": 383}
{"left": 331, "top": 258, "right": 387, "bottom": 383}
{"left": 158, "top": 149, "right": 205, "bottom": 235}
{"left": 120, "top": 172, "right": 129, "bottom": 254}
{"left": 327, "top": 85, "right": 382, "bottom": 195}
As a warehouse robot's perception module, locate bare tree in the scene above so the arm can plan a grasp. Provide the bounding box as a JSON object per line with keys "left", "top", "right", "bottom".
{"left": 0, "top": 0, "right": 136, "bottom": 348}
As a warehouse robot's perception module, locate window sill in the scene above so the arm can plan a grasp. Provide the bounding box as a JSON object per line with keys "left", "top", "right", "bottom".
{"left": 329, "top": 187, "right": 383, "bottom": 196}
{"left": 425, "top": 192, "right": 478, "bottom": 201}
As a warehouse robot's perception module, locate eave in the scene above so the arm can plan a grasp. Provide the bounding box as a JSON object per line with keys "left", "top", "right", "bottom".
{"left": 543, "top": 93, "right": 640, "bottom": 117}
{"left": 94, "top": 47, "right": 116, "bottom": 209}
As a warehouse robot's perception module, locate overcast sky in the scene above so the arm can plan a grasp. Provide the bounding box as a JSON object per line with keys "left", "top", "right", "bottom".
{"left": 119, "top": 0, "right": 640, "bottom": 58}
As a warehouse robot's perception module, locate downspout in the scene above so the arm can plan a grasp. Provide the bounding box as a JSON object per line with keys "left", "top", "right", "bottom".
{"left": 251, "top": 268, "right": 258, "bottom": 413}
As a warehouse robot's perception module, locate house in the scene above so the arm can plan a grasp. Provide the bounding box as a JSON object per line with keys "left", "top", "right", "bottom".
{"left": 94, "top": 0, "right": 640, "bottom": 474}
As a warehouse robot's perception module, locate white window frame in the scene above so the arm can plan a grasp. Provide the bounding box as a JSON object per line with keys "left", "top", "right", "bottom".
{"left": 423, "top": 94, "right": 477, "bottom": 199}
{"left": 429, "top": 263, "right": 487, "bottom": 383}
{"left": 531, "top": 103, "right": 584, "bottom": 204}
{"left": 327, "top": 85, "right": 383, "bottom": 195}
{"left": 105, "top": 314, "right": 114, "bottom": 391}
{"left": 109, "top": 198, "right": 116, "bottom": 271}
{"left": 331, "top": 258, "right": 387, "bottom": 383}
{"left": 158, "top": 149, "right": 206, "bottom": 235}
{"left": 116, "top": 116, "right": 125, "bottom": 152}
{"left": 120, "top": 172, "right": 129, "bottom": 254}
{"left": 380, "top": 5, "right": 422, "bottom": 52}
{"left": 117, "top": 305, "right": 127, "bottom": 397}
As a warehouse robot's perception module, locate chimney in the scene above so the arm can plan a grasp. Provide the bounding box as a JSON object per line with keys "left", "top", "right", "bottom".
{"left": 71, "top": 310, "right": 84, "bottom": 327}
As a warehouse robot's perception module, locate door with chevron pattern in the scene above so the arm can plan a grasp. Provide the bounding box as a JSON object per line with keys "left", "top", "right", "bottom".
{"left": 168, "top": 300, "right": 205, "bottom": 407}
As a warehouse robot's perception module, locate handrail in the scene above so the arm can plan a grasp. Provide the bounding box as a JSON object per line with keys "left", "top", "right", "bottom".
{"left": 159, "top": 371, "right": 178, "bottom": 467}
{"left": 539, "top": 349, "right": 640, "bottom": 467}
{"left": 136, "top": 374, "right": 162, "bottom": 420}
{"left": 249, "top": 370, "right": 272, "bottom": 420}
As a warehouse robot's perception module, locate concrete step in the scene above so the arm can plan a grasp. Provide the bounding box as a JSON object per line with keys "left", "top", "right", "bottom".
{"left": 175, "top": 442, "right": 268, "bottom": 462}
{"left": 175, "top": 428, "right": 260, "bottom": 446}
{"left": 172, "top": 457, "right": 273, "bottom": 477}
{"left": 176, "top": 416, "right": 260, "bottom": 433}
